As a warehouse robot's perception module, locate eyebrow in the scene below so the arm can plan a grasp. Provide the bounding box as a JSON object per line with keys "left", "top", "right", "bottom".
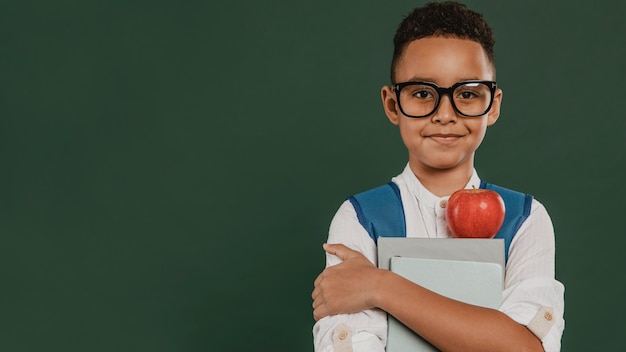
{"left": 401, "top": 77, "right": 483, "bottom": 84}
{"left": 402, "top": 77, "right": 436, "bottom": 83}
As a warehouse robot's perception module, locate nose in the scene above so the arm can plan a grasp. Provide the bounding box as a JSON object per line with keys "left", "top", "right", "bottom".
{"left": 432, "top": 94, "right": 458, "bottom": 124}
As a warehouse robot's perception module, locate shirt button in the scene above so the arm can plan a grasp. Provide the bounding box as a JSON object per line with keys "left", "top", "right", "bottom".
{"left": 544, "top": 312, "right": 553, "bottom": 321}
{"left": 338, "top": 331, "right": 348, "bottom": 340}
{"left": 439, "top": 200, "right": 447, "bottom": 208}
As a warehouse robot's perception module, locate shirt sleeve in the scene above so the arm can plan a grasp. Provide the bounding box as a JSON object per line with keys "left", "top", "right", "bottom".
{"left": 313, "top": 200, "right": 388, "bottom": 352}
{"left": 499, "top": 199, "right": 565, "bottom": 352}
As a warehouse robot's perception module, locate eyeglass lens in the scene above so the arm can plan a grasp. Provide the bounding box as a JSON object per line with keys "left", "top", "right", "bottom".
{"left": 398, "top": 82, "right": 492, "bottom": 117}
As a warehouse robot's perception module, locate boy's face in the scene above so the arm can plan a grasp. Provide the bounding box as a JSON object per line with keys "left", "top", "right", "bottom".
{"left": 381, "top": 36, "right": 502, "bottom": 174}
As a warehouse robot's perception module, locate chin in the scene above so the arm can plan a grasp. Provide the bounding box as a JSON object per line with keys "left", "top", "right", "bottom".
{"left": 424, "top": 158, "right": 470, "bottom": 171}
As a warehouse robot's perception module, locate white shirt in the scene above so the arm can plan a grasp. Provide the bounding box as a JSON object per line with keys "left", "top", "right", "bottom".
{"left": 313, "top": 164, "right": 565, "bottom": 352}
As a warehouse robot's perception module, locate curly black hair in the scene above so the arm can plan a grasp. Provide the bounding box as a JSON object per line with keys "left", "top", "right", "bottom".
{"left": 390, "top": 1, "right": 495, "bottom": 82}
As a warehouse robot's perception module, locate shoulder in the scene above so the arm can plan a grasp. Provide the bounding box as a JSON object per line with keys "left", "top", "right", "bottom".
{"left": 327, "top": 199, "right": 369, "bottom": 243}
{"left": 327, "top": 199, "right": 378, "bottom": 264}
{"left": 525, "top": 197, "right": 555, "bottom": 232}
{"left": 330, "top": 199, "right": 358, "bottom": 224}
{"left": 529, "top": 197, "right": 550, "bottom": 216}
{"left": 508, "top": 197, "right": 556, "bottom": 262}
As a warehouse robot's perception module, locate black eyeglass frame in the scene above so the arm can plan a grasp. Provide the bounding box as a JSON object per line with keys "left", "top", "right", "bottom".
{"left": 392, "top": 80, "right": 498, "bottom": 118}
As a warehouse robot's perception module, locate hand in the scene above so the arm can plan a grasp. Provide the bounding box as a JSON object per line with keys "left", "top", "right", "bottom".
{"left": 311, "top": 243, "right": 383, "bottom": 321}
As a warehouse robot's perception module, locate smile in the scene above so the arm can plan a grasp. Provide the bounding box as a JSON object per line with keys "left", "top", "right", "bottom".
{"left": 427, "top": 134, "right": 463, "bottom": 144}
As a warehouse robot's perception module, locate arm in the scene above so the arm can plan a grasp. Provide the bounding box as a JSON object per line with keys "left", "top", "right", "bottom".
{"left": 499, "top": 200, "right": 565, "bottom": 352}
{"left": 313, "top": 244, "right": 544, "bottom": 352}
{"left": 312, "top": 201, "right": 388, "bottom": 352}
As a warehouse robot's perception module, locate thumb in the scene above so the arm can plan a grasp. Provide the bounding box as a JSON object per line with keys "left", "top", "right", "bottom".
{"left": 323, "top": 243, "right": 360, "bottom": 261}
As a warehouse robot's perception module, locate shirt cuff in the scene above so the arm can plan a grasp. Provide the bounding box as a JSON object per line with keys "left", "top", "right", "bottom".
{"left": 333, "top": 323, "right": 354, "bottom": 352}
{"left": 526, "top": 306, "right": 555, "bottom": 340}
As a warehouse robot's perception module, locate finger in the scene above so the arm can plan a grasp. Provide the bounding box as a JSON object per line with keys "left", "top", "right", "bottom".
{"left": 312, "top": 294, "right": 322, "bottom": 310}
{"left": 311, "top": 286, "right": 320, "bottom": 301}
{"left": 313, "top": 307, "right": 321, "bottom": 321}
{"left": 323, "top": 243, "right": 359, "bottom": 261}
{"left": 313, "top": 271, "right": 324, "bottom": 288}
{"left": 313, "top": 304, "right": 329, "bottom": 321}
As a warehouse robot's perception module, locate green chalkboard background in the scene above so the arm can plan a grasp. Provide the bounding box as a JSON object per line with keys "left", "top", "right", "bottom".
{"left": 1, "top": 1, "right": 624, "bottom": 351}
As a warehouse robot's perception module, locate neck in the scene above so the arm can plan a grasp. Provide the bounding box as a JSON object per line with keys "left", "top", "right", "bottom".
{"left": 408, "top": 162, "right": 474, "bottom": 197}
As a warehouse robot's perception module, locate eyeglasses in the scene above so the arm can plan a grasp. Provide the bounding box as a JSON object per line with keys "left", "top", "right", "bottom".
{"left": 392, "top": 80, "right": 497, "bottom": 118}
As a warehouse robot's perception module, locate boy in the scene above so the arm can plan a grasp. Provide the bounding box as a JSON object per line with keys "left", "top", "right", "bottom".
{"left": 311, "top": 2, "right": 565, "bottom": 351}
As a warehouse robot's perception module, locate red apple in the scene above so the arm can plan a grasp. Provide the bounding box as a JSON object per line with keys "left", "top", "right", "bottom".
{"left": 446, "top": 188, "right": 506, "bottom": 238}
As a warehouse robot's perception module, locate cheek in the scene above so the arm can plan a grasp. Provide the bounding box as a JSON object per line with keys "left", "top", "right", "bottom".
{"left": 464, "top": 115, "right": 488, "bottom": 131}
{"left": 468, "top": 120, "right": 489, "bottom": 144}
{"left": 397, "top": 120, "right": 423, "bottom": 147}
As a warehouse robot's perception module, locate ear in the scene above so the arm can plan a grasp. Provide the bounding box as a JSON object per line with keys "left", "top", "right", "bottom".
{"left": 381, "top": 85, "right": 401, "bottom": 126}
{"left": 487, "top": 88, "right": 503, "bottom": 126}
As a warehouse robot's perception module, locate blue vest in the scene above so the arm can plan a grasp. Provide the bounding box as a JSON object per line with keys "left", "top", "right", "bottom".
{"left": 347, "top": 181, "right": 533, "bottom": 263}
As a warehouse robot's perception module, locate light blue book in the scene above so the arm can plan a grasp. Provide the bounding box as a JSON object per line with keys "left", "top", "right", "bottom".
{"left": 378, "top": 238, "right": 504, "bottom": 352}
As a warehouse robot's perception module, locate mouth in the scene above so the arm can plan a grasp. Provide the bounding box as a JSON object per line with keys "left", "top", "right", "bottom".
{"left": 426, "top": 133, "right": 463, "bottom": 144}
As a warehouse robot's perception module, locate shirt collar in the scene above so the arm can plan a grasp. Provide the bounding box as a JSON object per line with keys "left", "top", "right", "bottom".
{"left": 399, "top": 163, "right": 482, "bottom": 207}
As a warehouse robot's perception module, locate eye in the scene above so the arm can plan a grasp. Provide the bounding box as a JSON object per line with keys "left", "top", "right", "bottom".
{"left": 458, "top": 90, "right": 479, "bottom": 99}
{"left": 455, "top": 82, "right": 490, "bottom": 100}
{"left": 413, "top": 90, "right": 432, "bottom": 99}
{"left": 404, "top": 85, "right": 436, "bottom": 100}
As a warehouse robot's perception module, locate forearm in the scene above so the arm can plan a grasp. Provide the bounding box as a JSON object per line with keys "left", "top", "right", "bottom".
{"left": 375, "top": 270, "right": 544, "bottom": 352}
{"left": 313, "top": 310, "right": 387, "bottom": 352}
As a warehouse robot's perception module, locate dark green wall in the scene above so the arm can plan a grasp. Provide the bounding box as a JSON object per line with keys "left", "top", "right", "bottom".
{"left": 1, "top": 1, "right": 624, "bottom": 350}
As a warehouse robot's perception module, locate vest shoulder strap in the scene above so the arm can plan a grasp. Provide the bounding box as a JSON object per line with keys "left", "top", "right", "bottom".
{"left": 480, "top": 181, "right": 533, "bottom": 262}
{"left": 347, "top": 180, "right": 533, "bottom": 263}
{"left": 347, "top": 182, "right": 406, "bottom": 244}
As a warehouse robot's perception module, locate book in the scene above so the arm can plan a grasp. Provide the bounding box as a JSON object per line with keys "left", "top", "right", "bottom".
{"left": 378, "top": 238, "right": 505, "bottom": 273}
{"left": 378, "top": 238, "right": 504, "bottom": 352}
